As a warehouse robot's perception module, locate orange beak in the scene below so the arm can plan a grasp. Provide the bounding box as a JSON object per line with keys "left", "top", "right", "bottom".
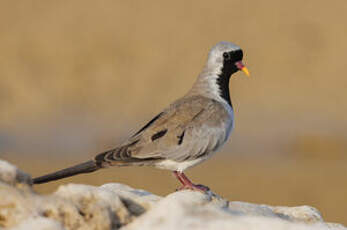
{"left": 235, "top": 61, "right": 250, "bottom": 77}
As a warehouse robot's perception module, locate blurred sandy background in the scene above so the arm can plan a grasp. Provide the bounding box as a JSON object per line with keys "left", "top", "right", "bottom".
{"left": 0, "top": 0, "right": 346, "bottom": 225}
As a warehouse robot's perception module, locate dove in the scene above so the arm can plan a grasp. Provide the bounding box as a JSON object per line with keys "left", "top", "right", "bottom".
{"left": 33, "top": 41, "right": 250, "bottom": 192}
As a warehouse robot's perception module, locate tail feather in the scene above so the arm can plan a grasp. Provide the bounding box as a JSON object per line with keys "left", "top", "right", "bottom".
{"left": 33, "top": 160, "right": 100, "bottom": 184}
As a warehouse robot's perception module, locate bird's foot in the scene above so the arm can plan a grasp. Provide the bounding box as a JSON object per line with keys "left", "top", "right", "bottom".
{"left": 176, "top": 183, "right": 210, "bottom": 192}
{"left": 173, "top": 171, "right": 210, "bottom": 193}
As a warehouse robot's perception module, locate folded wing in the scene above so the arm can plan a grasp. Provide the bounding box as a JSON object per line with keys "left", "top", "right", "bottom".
{"left": 95, "top": 96, "right": 231, "bottom": 166}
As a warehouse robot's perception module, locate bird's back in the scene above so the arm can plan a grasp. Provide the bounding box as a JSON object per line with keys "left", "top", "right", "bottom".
{"left": 98, "top": 95, "right": 233, "bottom": 171}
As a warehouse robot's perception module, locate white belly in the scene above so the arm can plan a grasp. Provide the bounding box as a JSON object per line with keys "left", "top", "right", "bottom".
{"left": 154, "top": 158, "right": 206, "bottom": 172}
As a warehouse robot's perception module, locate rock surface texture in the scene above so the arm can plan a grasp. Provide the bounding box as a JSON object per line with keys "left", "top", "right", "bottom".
{"left": 0, "top": 159, "right": 345, "bottom": 230}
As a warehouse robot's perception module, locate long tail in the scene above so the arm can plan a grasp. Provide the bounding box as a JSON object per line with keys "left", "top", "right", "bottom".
{"left": 32, "top": 160, "right": 101, "bottom": 184}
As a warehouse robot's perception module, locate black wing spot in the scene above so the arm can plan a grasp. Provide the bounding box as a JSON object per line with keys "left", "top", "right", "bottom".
{"left": 132, "top": 112, "right": 163, "bottom": 137}
{"left": 177, "top": 131, "right": 185, "bottom": 145}
{"left": 151, "top": 129, "right": 168, "bottom": 141}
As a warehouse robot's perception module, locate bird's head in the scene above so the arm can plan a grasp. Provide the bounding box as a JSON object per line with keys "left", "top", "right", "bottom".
{"left": 207, "top": 41, "right": 250, "bottom": 77}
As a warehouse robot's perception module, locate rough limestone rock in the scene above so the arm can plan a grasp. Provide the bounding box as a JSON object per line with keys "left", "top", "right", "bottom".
{"left": 8, "top": 217, "right": 65, "bottom": 230}
{"left": 0, "top": 159, "right": 345, "bottom": 230}
{"left": 0, "top": 160, "right": 32, "bottom": 187}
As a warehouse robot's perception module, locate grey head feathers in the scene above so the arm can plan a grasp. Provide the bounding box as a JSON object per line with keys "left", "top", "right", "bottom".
{"left": 206, "top": 41, "right": 242, "bottom": 69}
{"left": 188, "top": 41, "right": 244, "bottom": 105}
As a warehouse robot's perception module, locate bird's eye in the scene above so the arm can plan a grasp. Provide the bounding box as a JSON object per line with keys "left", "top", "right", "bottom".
{"left": 223, "top": 52, "right": 231, "bottom": 60}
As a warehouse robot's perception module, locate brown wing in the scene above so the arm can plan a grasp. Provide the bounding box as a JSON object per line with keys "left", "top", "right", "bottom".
{"left": 94, "top": 96, "right": 231, "bottom": 166}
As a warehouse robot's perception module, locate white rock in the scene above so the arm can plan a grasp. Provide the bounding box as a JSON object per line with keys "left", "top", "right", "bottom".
{"left": 100, "top": 183, "right": 161, "bottom": 211}
{"left": 228, "top": 201, "right": 277, "bottom": 217}
{"left": 122, "top": 190, "right": 346, "bottom": 230}
{"left": 0, "top": 182, "right": 37, "bottom": 228}
{"left": 0, "top": 159, "right": 346, "bottom": 230}
{"left": 271, "top": 205, "right": 323, "bottom": 223}
{"left": 8, "top": 217, "right": 65, "bottom": 230}
{"left": 0, "top": 160, "right": 31, "bottom": 186}
{"left": 54, "top": 183, "right": 132, "bottom": 227}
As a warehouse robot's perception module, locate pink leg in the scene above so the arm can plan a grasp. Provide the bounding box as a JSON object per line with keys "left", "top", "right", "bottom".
{"left": 173, "top": 171, "right": 185, "bottom": 184}
{"left": 173, "top": 171, "right": 210, "bottom": 192}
